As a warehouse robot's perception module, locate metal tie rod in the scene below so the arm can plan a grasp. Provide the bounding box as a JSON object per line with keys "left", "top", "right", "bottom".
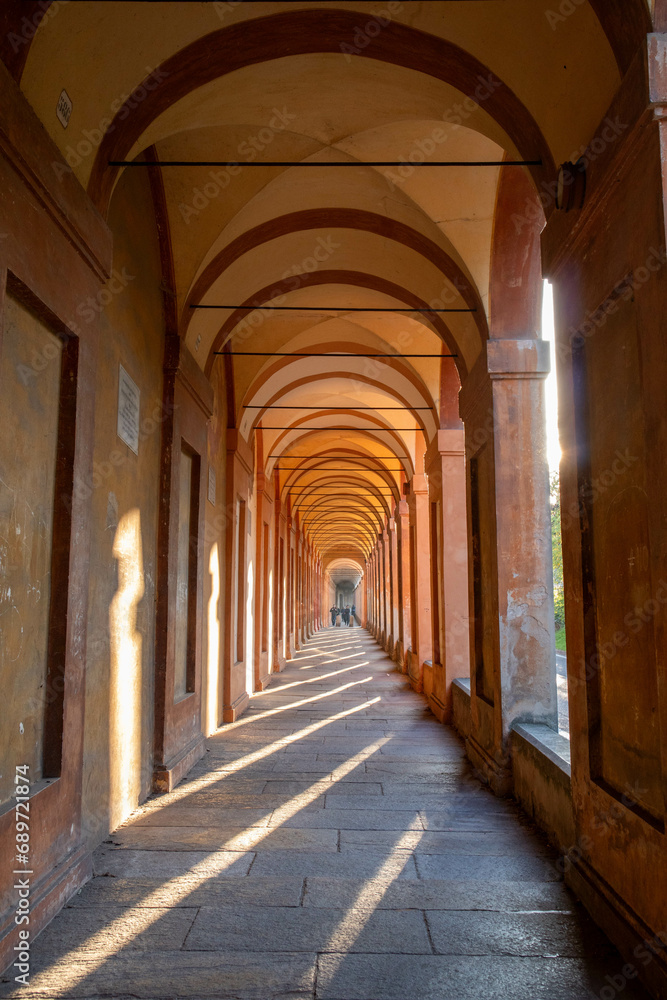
{"left": 198, "top": 305, "right": 472, "bottom": 313}
{"left": 262, "top": 427, "right": 422, "bottom": 431}
{"left": 111, "top": 159, "right": 541, "bottom": 167}
{"left": 215, "top": 352, "right": 457, "bottom": 357}
{"left": 244, "top": 405, "right": 431, "bottom": 410}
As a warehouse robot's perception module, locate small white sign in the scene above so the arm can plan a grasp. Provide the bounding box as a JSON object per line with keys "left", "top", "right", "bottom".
{"left": 117, "top": 365, "right": 140, "bottom": 455}
{"left": 56, "top": 89, "right": 72, "bottom": 129}
{"left": 208, "top": 465, "right": 216, "bottom": 506}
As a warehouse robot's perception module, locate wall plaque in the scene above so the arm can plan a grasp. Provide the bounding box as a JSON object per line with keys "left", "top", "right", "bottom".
{"left": 117, "top": 365, "right": 140, "bottom": 454}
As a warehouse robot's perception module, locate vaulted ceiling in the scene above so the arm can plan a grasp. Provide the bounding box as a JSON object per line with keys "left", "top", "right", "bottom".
{"left": 10, "top": 0, "right": 650, "bottom": 562}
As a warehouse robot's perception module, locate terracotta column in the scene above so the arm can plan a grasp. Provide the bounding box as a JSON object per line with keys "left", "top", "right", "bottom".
{"left": 221, "top": 429, "right": 254, "bottom": 723}
{"left": 424, "top": 429, "right": 470, "bottom": 722}
{"left": 388, "top": 515, "right": 399, "bottom": 655}
{"left": 377, "top": 535, "right": 384, "bottom": 643}
{"left": 459, "top": 338, "right": 556, "bottom": 792}
{"left": 405, "top": 475, "right": 432, "bottom": 692}
{"left": 368, "top": 551, "right": 375, "bottom": 634}
{"left": 293, "top": 529, "right": 302, "bottom": 652}
{"left": 381, "top": 526, "right": 391, "bottom": 653}
{"left": 394, "top": 499, "right": 411, "bottom": 671}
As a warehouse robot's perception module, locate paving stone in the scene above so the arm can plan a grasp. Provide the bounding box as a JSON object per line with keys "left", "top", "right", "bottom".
{"left": 302, "top": 877, "right": 573, "bottom": 912}
{"left": 314, "top": 954, "right": 651, "bottom": 1000}
{"left": 263, "top": 780, "right": 383, "bottom": 796}
{"left": 111, "top": 825, "right": 339, "bottom": 853}
{"left": 67, "top": 875, "right": 305, "bottom": 908}
{"left": 273, "top": 809, "right": 423, "bottom": 831}
{"left": 168, "top": 792, "right": 324, "bottom": 810}
{"left": 414, "top": 852, "right": 562, "bottom": 882}
{"left": 8, "top": 628, "right": 650, "bottom": 1000}
{"left": 0, "top": 952, "right": 317, "bottom": 998}
{"left": 324, "top": 794, "right": 484, "bottom": 811}
{"left": 248, "top": 849, "right": 419, "bottom": 880}
{"left": 425, "top": 909, "right": 616, "bottom": 957}
{"left": 93, "top": 849, "right": 254, "bottom": 878}
{"left": 339, "top": 829, "right": 551, "bottom": 856}
{"left": 185, "top": 904, "right": 431, "bottom": 954}
{"left": 31, "top": 904, "right": 197, "bottom": 957}
{"left": 129, "top": 806, "right": 272, "bottom": 827}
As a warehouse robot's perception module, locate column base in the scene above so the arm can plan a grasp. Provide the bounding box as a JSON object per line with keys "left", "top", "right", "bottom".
{"left": 465, "top": 734, "right": 512, "bottom": 796}
{"left": 0, "top": 843, "right": 91, "bottom": 976}
{"left": 406, "top": 650, "right": 423, "bottom": 693}
{"left": 153, "top": 733, "right": 206, "bottom": 794}
{"left": 256, "top": 670, "right": 272, "bottom": 692}
{"left": 222, "top": 690, "right": 250, "bottom": 724}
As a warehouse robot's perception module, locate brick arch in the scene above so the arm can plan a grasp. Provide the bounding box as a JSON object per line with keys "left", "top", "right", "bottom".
{"left": 204, "top": 272, "right": 466, "bottom": 378}
{"left": 182, "top": 209, "right": 485, "bottom": 341}
{"left": 88, "top": 7, "right": 556, "bottom": 212}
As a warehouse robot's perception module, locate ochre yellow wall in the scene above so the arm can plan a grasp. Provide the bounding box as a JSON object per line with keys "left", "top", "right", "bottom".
{"left": 80, "top": 167, "right": 165, "bottom": 845}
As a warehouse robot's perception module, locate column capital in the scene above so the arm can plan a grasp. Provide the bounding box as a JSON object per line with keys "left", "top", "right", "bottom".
{"left": 459, "top": 338, "right": 549, "bottom": 425}
{"left": 425, "top": 428, "right": 465, "bottom": 470}
{"left": 404, "top": 473, "right": 428, "bottom": 496}
{"left": 486, "top": 338, "right": 550, "bottom": 379}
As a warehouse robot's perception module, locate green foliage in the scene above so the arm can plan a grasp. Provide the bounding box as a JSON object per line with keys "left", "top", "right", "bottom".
{"left": 555, "top": 625, "right": 567, "bottom": 652}
{"left": 550, "top": 471, "right": 566, "bottom": 633}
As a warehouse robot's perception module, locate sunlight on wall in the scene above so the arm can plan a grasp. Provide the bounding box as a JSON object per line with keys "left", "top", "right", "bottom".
{"left": 109, "top": 508, "right": 144, "bottom": 831}
{"left": 206, "top": 543, "right": 220, "bottom": 736}
{"left": 542, "top": 279, "right": 561, "bottom": 473}
{"left": 245, "top": 560, "right": 254, "bottom": 693}
{"left": 267, "top": 569, "right": 273, "bottom": 672}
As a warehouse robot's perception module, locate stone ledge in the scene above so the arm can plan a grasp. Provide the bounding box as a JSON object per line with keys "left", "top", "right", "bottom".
{"left": 451, "top": 677, "right": 471, "bottom": 741}
{"left": 512, "top": 722, "right": 571, "bottom": 774}
{"left": 510, "top": 723, "right": 574, "bottom": 854}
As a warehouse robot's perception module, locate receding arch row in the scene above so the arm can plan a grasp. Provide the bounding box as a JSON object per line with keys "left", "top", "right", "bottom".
{"left": 207, "top": 272, "right": 471, "bottom": 380}
{"left": 266, "top": 424, "right": 418, "bottom": 478}
{"left": 238, "top": 349, "right": 442, "bottom": 432}
{"left": 182, "top": 208, "right": 487, "bottom": 345}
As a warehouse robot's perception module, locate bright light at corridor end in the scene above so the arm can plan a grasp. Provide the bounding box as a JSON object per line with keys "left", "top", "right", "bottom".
{"left": 542, "top": 279, "right": 561, "bottom": 474}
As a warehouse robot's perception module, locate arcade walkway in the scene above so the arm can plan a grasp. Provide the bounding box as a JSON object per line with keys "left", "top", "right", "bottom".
{"left": 1, "top": 631, "right": 650, "bottom": 1000}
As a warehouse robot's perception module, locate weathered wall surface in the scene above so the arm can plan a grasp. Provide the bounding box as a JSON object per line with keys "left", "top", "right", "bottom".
{"left": 0, "top": 297, "right": 62, "bottom": 807}
{"left": 202, "top": 358, "right": 228, "bottom": 735}
{"left": 81, "top": 167, "right": 164, "bottom": 846}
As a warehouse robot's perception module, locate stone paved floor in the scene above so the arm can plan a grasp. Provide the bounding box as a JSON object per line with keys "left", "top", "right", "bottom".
{"left": 1, "top": 628, "right": 653, "bottom": 999}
